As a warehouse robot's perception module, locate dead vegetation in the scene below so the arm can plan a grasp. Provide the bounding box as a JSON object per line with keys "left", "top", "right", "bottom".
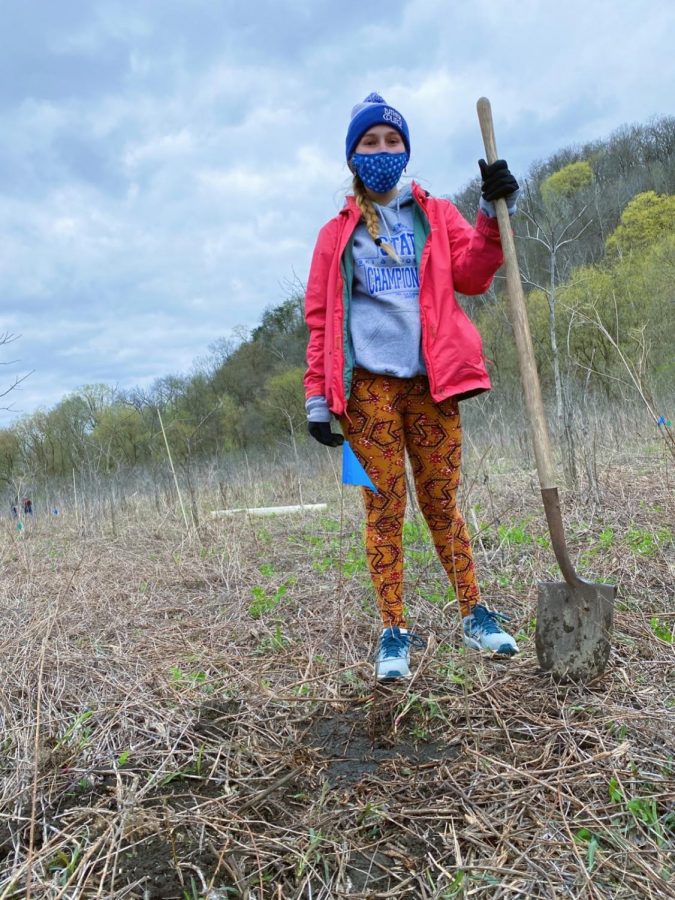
{"left": 0, "top": 437, "right": 672, "bottom": 898}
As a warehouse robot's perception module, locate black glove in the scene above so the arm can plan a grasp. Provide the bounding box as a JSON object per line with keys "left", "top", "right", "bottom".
{"left": 478, "top": 159, "right": 519, "bottom": 202}
{"left": 308, "top": 421, "right": 344, "bottom": 447}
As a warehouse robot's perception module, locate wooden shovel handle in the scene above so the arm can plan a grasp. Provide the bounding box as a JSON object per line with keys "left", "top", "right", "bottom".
{"left": 477, "top": 98, "right": 585, "bottom": 587}
{"left": 476, "top": 97, "right": 557, "bottom": 490}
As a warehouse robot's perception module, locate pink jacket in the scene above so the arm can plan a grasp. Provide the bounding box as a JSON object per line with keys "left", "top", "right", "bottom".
{"left": 304, "top": 181, "right": 504, "bottom": 416}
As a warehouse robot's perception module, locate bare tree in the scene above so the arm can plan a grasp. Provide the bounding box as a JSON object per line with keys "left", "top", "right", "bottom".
{"left": 517, "top": 181, "right": 595, "bottom": 487}
{"left": 0, "top": 331, "right": 32, "bottom": 410}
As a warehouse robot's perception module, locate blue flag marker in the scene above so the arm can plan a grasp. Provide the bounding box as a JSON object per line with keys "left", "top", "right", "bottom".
{"left": 342, "top": 441, "right": 378, "bottom": 492}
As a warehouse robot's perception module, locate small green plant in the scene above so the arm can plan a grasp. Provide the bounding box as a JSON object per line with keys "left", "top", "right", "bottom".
{"left": 498, "top": 523, "right": 531, "bottom": 545}
{"left": 439, "top": 657, "right": 465, "bottom": 685}
{"left": 598, "top": 527, "right": 615, "bottom": 549}
{"left": 256, "top": 526, "right": 272, "bottom": 544}
{"left": 608, "top": 777, "right": 623, "bottom": 803}
{"left": 160, "top": 752, "right": 207, "bottom": 785}
{"left": 403, "top": 517, "right": 432, "bottom": 545}
{"left": 411, "top": 720, "right": 429, "bottom": 740}
{"left": 48, "top": 844, "right": 82, "bottom": 883}
{"left": 444, "top": 870, "right": 466, "bottom": 897}
{"left": 159, "top": 770, "right": 182, "bottom": 786}
{"left": 257, "top": 623, "right": 288, "bottom": 653}
{"left": 182, "top": 877, "right": 201, "bottom": 900}
{"left": 396, "top": 693, "right": 445, "bottom": 735}
{"left": 193, "top": 741, "right": 206, "bottom": 777}
{"left": 169, "top": 666, "right": 209, "bottom": 691}
{"left": 259, "top": 562, "right": 275, "bottom": 577}
{"left": 408, "top": 546, "right": 436, "bottom": 566}
{"left": 357, "top": 800, "right": 383, "bottom": 829}
{"left": 626, "top": 796, "right": 659, "bottom": 827}
{"left": 422, "top": 584, "right": 456, "bottom": 606}
{"left": 249, "top": 581, "right": 288, "bottom": 618}
{"left": 608, "top": 778, "right": 668, "bottom": 845}
{"left": 625, "top": 526, "right": 672, "bottom": 556}
{"left": 516, "top": 616, "right": 537, "bottom": 641}
{"left": 66, "top": 776, "right": 95, "bottom": 799}
{"left": 574, "top": 828, "right": 600, "bottom": 871}
{"left": 296, "top": 828, "right": 323, "bottom": 877}
{"left": 341, "top": 546, "right": 367, "bottom": 576}
{"left": 117, "top": 750, "right": 130, "bottom": 767}
{"left": 650, "top": 617, "right": 673, "bottom": 643}
{"left": 318, "top": 516, "right": 340, "bottom": 532}
{"left": 428, "top": 869, "right": 465, "bottom": 898}
{"left": 56, "top": 710, "right": 94, "bottom": 751}
{"left": 608, "top": 721, "right": 629, "bottom": 740}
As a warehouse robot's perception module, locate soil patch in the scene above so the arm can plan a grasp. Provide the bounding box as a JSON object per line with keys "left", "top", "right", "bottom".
{"left": 306, "top": 698, "right": 460, "bottom": 787}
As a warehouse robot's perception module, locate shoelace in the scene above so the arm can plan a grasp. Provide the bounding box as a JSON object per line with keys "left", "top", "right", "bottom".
{"left": 379, "top": 628, "right": 427, "bottom": 658}
{"left": 471, "top": 606, "right": 511, "bottom": 635}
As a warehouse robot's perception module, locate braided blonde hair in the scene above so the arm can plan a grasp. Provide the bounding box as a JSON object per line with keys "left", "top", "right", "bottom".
{"left": 352, "top": 175, "right": 401, "bottom": 263}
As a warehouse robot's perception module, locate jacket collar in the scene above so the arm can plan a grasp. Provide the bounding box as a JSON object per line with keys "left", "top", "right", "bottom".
{"left": 341, "top": 180, "right": 428, "bottom": 216}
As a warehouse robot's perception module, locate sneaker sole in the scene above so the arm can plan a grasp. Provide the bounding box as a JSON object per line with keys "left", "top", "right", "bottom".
{"left": 494, "top": 644, "right": 518, "bottom": 656}
{"left": 375, "top": 668, "right": 411, "bottom": 682}
{"left": 463, "top": 636, "right": 519, "bottom": 656}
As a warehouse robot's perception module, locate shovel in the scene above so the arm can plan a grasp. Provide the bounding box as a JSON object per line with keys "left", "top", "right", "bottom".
{"left": 476, "top": 97, "right": 616, "bottom": 682}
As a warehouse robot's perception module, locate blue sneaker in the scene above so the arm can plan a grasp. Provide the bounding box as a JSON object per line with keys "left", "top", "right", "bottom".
{"left": 463, "top": 605, "right": 519, "bottom": 656}
{"left": 375, "top": 627, "right": 427, "bottom": 681}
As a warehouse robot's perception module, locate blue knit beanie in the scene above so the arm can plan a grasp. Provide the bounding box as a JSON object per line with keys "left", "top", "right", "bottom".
{"left": 345, "top": 92, "right": 410, "bottom": 162}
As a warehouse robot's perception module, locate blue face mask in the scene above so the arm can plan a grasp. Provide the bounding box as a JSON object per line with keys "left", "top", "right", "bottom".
{"left": 351, "top": 151, "right": 408, "bottom": 194}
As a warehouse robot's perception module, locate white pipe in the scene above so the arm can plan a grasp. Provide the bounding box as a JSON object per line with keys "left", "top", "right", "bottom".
{"left": 211, "top": 503, "right": 328, "bottom": 518}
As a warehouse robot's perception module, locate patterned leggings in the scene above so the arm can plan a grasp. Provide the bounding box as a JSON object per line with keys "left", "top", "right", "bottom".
{"left": 340, "top": 369, "right": 480, "bottom": 626}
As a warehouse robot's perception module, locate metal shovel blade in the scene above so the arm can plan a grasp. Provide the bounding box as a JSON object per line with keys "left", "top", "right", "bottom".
{"left": 535, "top": 580, "right": 616, "bottom": 681}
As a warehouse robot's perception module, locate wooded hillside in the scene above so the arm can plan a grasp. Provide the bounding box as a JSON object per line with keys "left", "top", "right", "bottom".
{"left": 1, "top": 116, "right": 673, "bottom": 492}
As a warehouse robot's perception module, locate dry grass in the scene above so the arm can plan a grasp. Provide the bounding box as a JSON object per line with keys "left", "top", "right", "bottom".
{"left": 0, "top": 438, "right": 673, "bottom": 899}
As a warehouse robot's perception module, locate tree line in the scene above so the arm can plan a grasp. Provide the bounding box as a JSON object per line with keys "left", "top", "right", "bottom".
{"left": 1, "top": 115, "right": 673, "bottom": 491}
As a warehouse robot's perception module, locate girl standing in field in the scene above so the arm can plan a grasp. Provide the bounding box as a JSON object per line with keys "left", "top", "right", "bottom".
{"left": 304, "top": 92, "right": 520, "bottom": 680}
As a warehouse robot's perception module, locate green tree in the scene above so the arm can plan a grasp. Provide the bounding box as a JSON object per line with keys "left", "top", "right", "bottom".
{"left": 91, "top": 405, "right": 152, "bottom": 468}
{"left": 606, "top": 191, "right": 675, "bottom": 256}
{"left": 219, "top": 393, "right": 245, "bottom": 450}
{"left": 0, "top": 429, "right": 20, "bottom": 484}
{"left": 552, "top": 232, "right": 674, "bottom": 401}
{"left": 541, "top": 161, "right": 593, "bottom": 204}
{"left": 260, "top": 367, "right": 307, "bottom": 438}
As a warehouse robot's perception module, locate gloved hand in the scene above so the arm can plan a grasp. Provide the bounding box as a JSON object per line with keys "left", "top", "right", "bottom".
{"left": 308, "top": 421, "right": 344, "bottom": 447}
{"left": 478, "top": 159, "right": 519, "bottom": 202}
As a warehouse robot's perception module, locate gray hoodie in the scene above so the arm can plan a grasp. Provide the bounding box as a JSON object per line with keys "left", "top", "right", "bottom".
{"left": 349, "top": 182, "right": 426, "bottom": 378}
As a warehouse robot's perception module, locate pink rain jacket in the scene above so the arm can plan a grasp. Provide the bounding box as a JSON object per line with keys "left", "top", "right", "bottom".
{"left": 304, "top": 181, "right": 504, "bottom": 416}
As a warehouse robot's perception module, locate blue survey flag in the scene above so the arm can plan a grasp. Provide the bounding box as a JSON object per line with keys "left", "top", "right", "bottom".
{"left": 342, "top": 441, "right": 378, "bottom": 492}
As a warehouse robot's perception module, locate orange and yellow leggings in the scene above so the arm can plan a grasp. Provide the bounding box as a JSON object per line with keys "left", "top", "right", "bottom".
{"left": 340, "top": 369, "right": 480, "bottom": 627}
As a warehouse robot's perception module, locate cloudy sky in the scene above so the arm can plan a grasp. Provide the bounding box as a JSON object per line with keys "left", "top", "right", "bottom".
{"left": 1, "top": 0, "right": 673, "bottom": 422}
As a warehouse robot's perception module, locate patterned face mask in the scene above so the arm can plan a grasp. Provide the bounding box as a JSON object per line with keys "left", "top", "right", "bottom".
{"left": 350, "top": 151, "right": 408, "bottom": 194}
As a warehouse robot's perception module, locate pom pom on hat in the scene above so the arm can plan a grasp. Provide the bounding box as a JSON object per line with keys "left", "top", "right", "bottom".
{"left": 345, "top": 92, "right": 410, "bottom": 162}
